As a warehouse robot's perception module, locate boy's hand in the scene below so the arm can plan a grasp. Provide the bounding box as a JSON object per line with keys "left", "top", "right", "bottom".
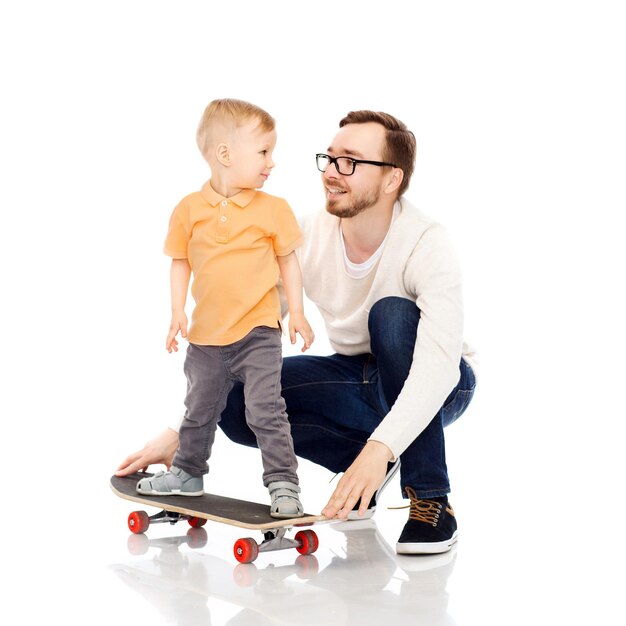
{"left": 166, "top": 311, "right": 188, "bottom": 352}
{"left": 289, "top": 312, "right": 314, "bottom": 352}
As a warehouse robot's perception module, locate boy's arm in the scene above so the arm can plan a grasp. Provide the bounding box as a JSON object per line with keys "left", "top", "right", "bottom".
{"left": 276, "top": 251, "right": 314, "bottom": 351}
{"left": 166, "top": 258, "right": 191, "bottom": 352}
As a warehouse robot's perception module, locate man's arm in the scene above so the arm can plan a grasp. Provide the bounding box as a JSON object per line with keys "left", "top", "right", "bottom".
{"left": 369, "top": 224, "right": 464, "bottom": 456}
{"left": 322, "top": 224, "right": 464, "bottom": 518}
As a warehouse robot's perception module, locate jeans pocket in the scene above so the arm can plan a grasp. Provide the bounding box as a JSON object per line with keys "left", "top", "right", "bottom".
{"left": 442, "top": 387, "right": 475, "bottom": 427}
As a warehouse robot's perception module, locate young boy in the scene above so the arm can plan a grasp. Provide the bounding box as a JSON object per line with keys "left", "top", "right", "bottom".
{"left": 136, "top": 99, "right": 314, "bottom": 518}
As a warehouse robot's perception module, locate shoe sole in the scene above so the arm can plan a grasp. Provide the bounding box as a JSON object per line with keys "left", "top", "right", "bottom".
{"left": 395, "top": 546, "right": 457, "bottom": 572}
{"left": 395, "top": 530, "right": 458, "bottom": 555}
{"left": 136, "top": 489, "right": 204, "bottom": 497}
{"left": 270, "top": 512, "right": 305, "bottom": 519}
{"left": 347, "top": 458, "right": 401, "bottom": 521}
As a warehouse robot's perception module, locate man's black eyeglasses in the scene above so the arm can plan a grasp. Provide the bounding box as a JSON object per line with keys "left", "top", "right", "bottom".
{"left": 316, "top": 153, "right": 397, "bottom": 176}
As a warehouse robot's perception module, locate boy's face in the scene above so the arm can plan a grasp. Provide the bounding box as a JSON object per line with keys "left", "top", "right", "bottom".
{"left": 229, "top": 119, "right": 277, "bottom": 189}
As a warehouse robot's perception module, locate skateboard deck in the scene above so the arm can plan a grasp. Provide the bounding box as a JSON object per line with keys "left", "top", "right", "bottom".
{"left": 111, "top": 472, "right": 328, "bottom": 563}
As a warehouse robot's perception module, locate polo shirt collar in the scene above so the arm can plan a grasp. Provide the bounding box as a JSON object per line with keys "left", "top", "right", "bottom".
{"left": 201, "top": 181, "right": 256, "bottom": 208}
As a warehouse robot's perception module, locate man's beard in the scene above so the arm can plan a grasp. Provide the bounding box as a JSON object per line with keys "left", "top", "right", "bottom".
{"left": 325, "top": 187, "right": 381, "bottom": 218}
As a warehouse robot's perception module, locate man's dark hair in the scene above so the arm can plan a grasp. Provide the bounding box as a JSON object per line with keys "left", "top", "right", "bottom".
{"left": 339, "top": 110, "right": 416, "bottom": 197}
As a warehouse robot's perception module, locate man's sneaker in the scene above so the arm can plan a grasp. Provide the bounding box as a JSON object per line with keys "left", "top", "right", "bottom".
{"left": 136, "top": 466, "right": 204, "bottom": 496}
{"left": 268, "top": 481, "right": 304, "bottom": 519}
{"left": 396, "top": 487, "right": 458, "bottom": 554}
{"left": 348, "top": 459, "right": 401, "bottom": 520}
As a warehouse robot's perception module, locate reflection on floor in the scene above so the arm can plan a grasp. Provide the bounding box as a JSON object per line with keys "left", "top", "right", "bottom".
{"left": 111, "top": 520, "right": 458, "bottom": 625}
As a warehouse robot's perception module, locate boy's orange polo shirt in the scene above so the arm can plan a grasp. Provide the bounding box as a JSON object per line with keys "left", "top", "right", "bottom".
{"left": 164, "top": 181, "right": 303, "bottom": 346}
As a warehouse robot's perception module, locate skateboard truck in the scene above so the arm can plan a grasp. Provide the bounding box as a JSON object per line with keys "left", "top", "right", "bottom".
{"left": 233, "top": 528, "right": 319, "bottom": 564}
{"left": 128, "top": 509, "right": 207, "bottom": 533}
{"left": 260, "top": 528, "right": 295, "bottom": 553}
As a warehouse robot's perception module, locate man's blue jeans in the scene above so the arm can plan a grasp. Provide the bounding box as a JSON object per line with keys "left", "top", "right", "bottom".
{"left": 219, "top": 297, "right": 476, "bottom": 498}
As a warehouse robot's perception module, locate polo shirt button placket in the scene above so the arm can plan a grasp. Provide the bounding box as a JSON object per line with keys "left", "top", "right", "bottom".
{"left": 217, "top": 200, "right": 230, "bottom": 243}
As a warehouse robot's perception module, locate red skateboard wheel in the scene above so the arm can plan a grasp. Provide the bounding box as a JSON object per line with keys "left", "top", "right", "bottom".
{"left": 295, "top": 530, "right": 319, "bottom": 555}
{"left": 233, "top": 537, "right": 259, "bottom": 564}
{"left": 128, "top": 510, "right": 150, "bottom": 534}
{"left": 188, "top": 516, "right": 207, "bottom": 528}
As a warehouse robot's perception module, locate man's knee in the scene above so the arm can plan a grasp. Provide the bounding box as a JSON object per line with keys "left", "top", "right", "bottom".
{"left": 368, "top": 297, "right": 420, "bottom": 356}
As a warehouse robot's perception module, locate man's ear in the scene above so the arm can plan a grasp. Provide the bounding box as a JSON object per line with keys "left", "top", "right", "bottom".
{"left": 216, "top": 143, "right": 231, "bottom": 166}
{"left": 384, "top": 167, "right": 404, "bottom": 196}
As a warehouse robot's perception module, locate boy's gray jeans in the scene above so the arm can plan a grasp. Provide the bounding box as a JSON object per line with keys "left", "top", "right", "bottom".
{"left": 173, "top": 326, "right": 299, "bottom": 487}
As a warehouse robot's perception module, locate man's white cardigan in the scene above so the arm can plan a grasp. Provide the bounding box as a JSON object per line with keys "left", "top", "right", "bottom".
{"left": 292, "top": 198, "right": 476, "bottom": 459}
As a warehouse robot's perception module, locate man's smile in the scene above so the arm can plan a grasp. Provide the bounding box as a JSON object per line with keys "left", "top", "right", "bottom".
{"left": 325, "top": 185, "right": 347, "bottom": 196}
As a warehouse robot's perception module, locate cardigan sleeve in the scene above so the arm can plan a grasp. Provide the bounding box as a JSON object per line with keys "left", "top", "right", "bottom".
{"left": 368, "top": 223, "right": 465, "bottom": 459}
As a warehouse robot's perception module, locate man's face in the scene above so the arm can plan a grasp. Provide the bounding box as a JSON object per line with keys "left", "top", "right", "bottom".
{"left": 322, "top": 122, "right": 388, "bottom": 218}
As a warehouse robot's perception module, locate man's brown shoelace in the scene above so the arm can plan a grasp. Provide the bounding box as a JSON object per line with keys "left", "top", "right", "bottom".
{"left": 390, "top": 486, "right": 455, "bottom": 527}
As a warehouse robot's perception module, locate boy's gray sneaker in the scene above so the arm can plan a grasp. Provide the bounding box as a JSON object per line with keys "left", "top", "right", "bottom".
{"left": 136, "top": 466, "right": 204, "bottom": 496}
{"left": 268, "top": 481, "right": 304, "bottom": 519}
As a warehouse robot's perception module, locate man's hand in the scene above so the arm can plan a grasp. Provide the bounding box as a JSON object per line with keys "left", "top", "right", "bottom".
{"left": 322, "top": 440, "right": 394, "bottom": 519}
{"left": 115, "top": 428, "right": 180, "bottom": 476}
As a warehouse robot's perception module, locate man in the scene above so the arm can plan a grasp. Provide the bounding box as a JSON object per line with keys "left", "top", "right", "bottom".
{"left": 117, "top": 110, "right": 477, "bottom": 554}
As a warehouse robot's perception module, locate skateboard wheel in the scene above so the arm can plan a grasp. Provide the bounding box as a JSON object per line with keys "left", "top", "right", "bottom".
{"left": 233, "top": 537, "right": 259, "bottom": 564}
{"left": 295, "top": 530, "right": 319, "bottom": 555}
{"left": 188, "top": 516, "right": 207, "bottom": 528}
{"left": 128, "top": 510, "right": 150, "bottom": 534}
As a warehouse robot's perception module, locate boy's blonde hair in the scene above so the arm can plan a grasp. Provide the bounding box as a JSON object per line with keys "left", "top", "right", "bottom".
{"left": 196, "top": 99, "right": 275, "bottom": 159}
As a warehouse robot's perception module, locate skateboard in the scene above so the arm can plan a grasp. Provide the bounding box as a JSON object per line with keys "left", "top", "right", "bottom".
{"left": 111, "top": 472, "right": 327, "bottom": 563}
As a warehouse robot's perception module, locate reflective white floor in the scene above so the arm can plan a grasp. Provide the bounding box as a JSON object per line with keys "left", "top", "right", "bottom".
{"left": 107, "top": 519, "right": 458, "bottom": 625}
{"left": 9, "top": 464, "right": 623, "bottom": 626}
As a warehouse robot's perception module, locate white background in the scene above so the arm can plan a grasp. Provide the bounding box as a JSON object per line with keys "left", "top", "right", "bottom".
{"left": 2, "top": 1, "right": 625, "bottom": 624}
